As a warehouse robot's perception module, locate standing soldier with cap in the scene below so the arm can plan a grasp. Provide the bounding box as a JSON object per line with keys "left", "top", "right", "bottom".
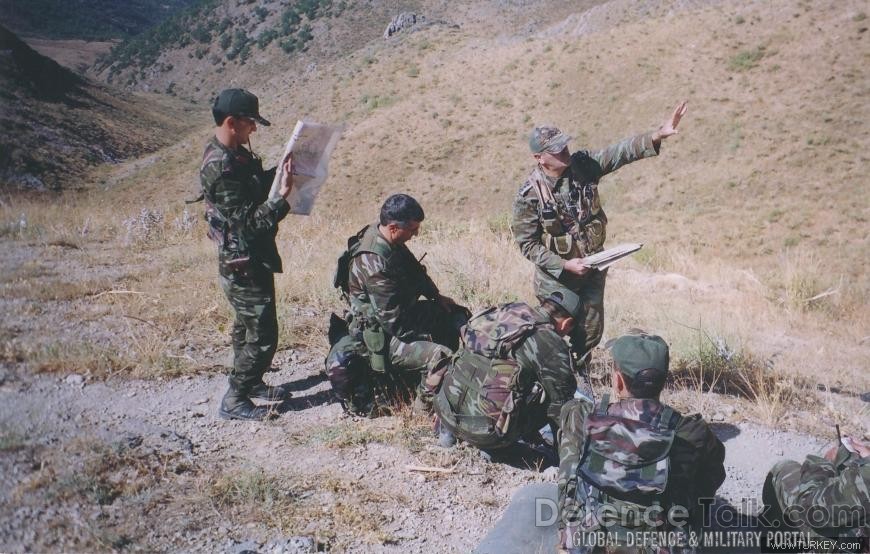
{"left": 556, "top": 332, "right": 725, "bottom": 553}
{"left": 200, "top": 88, "right": 295, "bottom": 421}
{"left": 511, "top": 103, "right": 688, "bottom": 363}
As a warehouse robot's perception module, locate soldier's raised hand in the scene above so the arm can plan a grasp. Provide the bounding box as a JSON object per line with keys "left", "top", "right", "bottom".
{"left": 652, "top": 101, "right": 688, "bottom": 143}
{"left": 278, "top": 152, "right": 294, "bottom": 198}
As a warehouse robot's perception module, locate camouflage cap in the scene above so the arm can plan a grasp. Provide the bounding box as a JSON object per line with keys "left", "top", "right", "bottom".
{"left": 213, "top": 88, "right": 271, "bottom": 126}
{"left": 607, "top": 333, "right": 669, "bottom": 379}
{"left": 540, "top": 289, "right": 583, "bottom": 319}
{"left": 529, "top": 125, "right": 571, "bottom": 154}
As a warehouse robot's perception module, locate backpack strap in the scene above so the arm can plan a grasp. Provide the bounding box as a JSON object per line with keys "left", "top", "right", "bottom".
{"left": 657, "top": 405, "right": 678, "bottom": 430}
{"left": 595, "top": 392, "right": 611, "bottom": 416}
{"left": 640, "top": 461, "right": 658, "bottom": 481}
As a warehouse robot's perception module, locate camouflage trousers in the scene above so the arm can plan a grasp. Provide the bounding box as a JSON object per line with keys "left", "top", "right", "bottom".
{"left": 534, "top": 267, "right": 607, "bottom": 358}
{"left": 325, "top": 300, "right": 457, "bottom": 414}
{"left": 219, "top": 266, "right": 279, "bottom": 394}
{"left": 761, "top": 454, "right": 869, "bottom": 542}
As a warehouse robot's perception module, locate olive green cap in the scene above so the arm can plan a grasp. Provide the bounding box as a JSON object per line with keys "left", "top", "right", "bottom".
{"left": 607, "top": 333, "right": 669, "bottom": 379}
{"left": 529, "top": 125, "right": 571, "bottom": 154}
{"left": 540, "top": 289, "right": 583, "bottom": 319}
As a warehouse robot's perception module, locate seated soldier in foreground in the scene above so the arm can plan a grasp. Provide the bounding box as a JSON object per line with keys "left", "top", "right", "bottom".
{"left": 432, "top": 291, "right": 583, "bottom": 452}
{"left": 325, "top": 194, "right": 469, "bottom": 416}
{"left": 762, "top": 435, "right": 869, "bottom": 549}
{"left": 558, "top": 333, "right": 726, "bottom": 553}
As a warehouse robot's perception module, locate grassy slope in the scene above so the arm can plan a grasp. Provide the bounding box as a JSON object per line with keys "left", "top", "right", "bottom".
{"left": 1, "top": 0, "right": 867, "bottom": 434}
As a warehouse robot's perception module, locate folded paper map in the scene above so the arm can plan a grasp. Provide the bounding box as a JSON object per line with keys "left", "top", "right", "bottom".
{"left": 269, "top": 120, "right": 345, "bottom": 215}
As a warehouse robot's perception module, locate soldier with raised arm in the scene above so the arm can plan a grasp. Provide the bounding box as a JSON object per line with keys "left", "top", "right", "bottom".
{"left": 511, "top": 103, "right": 688, "bottom": 362}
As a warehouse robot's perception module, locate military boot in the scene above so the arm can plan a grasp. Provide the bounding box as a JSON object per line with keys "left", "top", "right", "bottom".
{"left": 248, "top": 381, "right": 292, "bottom": 402}
{"left": 218, "top": 385, "right": 275, "bottom": 421}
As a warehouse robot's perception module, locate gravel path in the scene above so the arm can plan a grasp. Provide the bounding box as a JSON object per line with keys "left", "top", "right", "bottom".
{"left": 0, "top": 356, "right": 828, "bottom": 553}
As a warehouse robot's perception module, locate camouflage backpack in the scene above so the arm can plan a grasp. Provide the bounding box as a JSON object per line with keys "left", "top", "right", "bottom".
{"left": 573, "top": 393, "right": 681, "bottom": 536}
{"left": 434, "top": 302, "right": 549, "bottom": 449}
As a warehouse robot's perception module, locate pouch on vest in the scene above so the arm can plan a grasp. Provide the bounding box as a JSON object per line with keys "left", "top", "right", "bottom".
{"left": 362, "top": 324, "right": 389, "bottom": 372}
{"left": 577, "top": 393, "right": 677, "bottom": 506}
{"left": 533, "top": 181, "right": 579, "bottom": 258}
{"left": 551, "top": 233, "right": 574, "bottom": 256}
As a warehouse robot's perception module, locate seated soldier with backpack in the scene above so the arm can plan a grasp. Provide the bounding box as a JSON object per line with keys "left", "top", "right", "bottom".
{"left": 432, "top": 290, "right": 584, "bottom": 453}
{"left": 557, "top": 333, "right": 726, "bottom": 553}
{"left": 325, "top": 194, "right": 470, "bottom": 416}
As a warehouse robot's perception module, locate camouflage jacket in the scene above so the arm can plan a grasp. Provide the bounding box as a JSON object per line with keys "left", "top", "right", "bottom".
{"left": 346, "top": 223, "right": 440, "bottom": 342}
{"left": 200, "top": 136, "right": 290, "bottom": 275}
{"left": 511, "top": 133, "right": 658, "bottom": 280}
{"left": 557, "top": 396, "right": 726, "bottom": 531}
{"left": 768, "top": 446, "right": 869, "bottom": 536}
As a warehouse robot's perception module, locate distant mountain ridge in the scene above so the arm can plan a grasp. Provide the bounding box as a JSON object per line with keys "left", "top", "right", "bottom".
{"left": 0, "top": 0, "right": 200, "bottom": 41}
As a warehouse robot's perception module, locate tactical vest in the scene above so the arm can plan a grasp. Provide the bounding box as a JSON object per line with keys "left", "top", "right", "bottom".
{"left": 333, "top": 224, "right": 395, "bottom": 371}
{"left": 434, "top": 302, "right": 550, "bottom": 449}
{"left": 572, "top": 393, "right": 682, "bottom": 544}
{"left": 525, "top": 164, "right": 608, "bottom": 259}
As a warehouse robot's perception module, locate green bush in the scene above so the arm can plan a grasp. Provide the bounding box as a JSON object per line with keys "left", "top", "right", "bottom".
{"left": 729, "top": 47, "right": 765, "bottom": 71}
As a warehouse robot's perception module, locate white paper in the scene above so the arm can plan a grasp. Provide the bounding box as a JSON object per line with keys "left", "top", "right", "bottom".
{"left": 269, "top": 119, "right": 345, "bottom": 215}
{"left": 583, "top": 243, "right": 643, "bottom": 270}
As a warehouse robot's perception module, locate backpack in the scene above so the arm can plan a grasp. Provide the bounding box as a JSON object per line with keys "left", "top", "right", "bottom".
{"left": 573, "top": 393, "right": 681, "bottom": 536}
{"left": 434, "top": 303, "right": 548, "bottom": 449}
{"left": 333, "top": 225, "right": 367, "bottom": 295}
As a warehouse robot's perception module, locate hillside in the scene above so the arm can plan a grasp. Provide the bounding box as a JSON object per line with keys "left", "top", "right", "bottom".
{"left": 88, "top": 0, "right": 869, "bottom": 282}
{"left": 0, "top": 25, "right": 196, "bottom": 191}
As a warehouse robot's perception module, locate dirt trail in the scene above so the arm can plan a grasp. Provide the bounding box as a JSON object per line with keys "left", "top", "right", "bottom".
{"left": 0, "top": 355, "right": 827, "bottom": 553}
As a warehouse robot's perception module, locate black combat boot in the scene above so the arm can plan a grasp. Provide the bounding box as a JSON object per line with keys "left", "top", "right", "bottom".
{"left": 218, "top": 385, "right": 275, "bottom": 421}
{"left": 248, "top": 381, "right": 292, "bottom": 402}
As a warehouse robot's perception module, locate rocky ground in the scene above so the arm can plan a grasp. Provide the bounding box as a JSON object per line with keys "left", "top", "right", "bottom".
{"left": 0, "top": 349, "right": 829, "bottom": 553}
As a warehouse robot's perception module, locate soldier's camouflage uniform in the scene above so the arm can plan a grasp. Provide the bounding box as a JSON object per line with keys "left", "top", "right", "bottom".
{"left": 511, "top": 133, "right": 660, "bottom": 357}
{"left": 763, "top": 444, "right": 869, "bottom": 544}
{"left": 557, "top": 396, "right": 726, "bottom": 552}
{"left": 325, "top": 223, "right": 456, "bottom": 414}
{"left": 433, "top": 302, "right": 577, "bottom": 450}
{"left": 200, "top": 136, "right": 290, "bottom": 401}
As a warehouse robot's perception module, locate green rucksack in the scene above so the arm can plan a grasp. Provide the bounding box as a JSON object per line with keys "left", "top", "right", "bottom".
{"left": 434, "top": 302, "right": 548, "bottom": 449}
{"left": 572, "top": 393, "right": 681, "bottom": 538}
